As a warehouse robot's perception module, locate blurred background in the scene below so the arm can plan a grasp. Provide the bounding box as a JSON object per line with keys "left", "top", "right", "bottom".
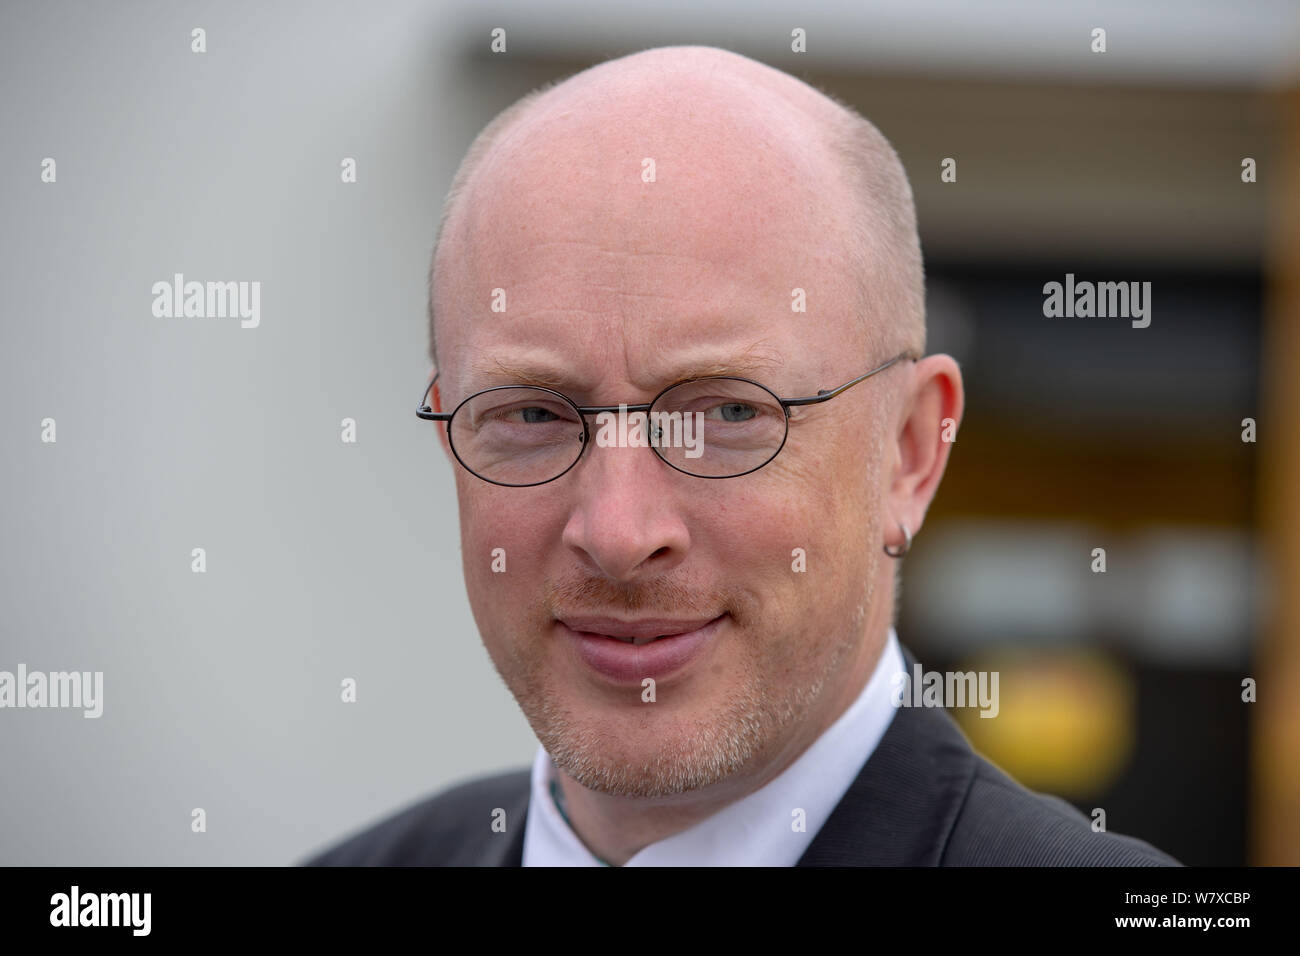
{"left": 2, "top": 0, "right": 1297, "bottom": 866}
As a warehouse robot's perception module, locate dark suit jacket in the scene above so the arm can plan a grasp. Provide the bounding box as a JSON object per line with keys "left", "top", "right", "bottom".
{"left": 304, "top": 676, "right": 1180, "bottom": 866}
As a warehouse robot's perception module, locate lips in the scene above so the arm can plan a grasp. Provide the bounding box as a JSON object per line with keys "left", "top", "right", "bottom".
{"left": 557, "top": 614, "right": 725, "bottom": 683}
{"left": 558, "top": 616, "right": 716, "bottom": 640}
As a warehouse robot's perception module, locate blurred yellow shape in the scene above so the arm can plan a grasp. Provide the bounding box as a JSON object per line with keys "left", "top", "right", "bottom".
{"left": 953, "top": 649, "right": 1134, "bottom": 798}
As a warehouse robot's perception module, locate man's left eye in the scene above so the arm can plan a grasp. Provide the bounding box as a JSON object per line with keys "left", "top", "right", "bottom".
{"left": 705, "top": 402, "right": 758, "bottom": 423}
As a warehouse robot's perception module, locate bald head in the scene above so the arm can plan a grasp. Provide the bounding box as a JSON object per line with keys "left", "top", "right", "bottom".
{"left": 427, "top": 45, "right": 924, "bottom": 371}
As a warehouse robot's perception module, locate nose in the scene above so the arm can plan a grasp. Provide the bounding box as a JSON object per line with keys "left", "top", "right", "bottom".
{"left": 559, "top": 431, "right": 692, "bottom": 583}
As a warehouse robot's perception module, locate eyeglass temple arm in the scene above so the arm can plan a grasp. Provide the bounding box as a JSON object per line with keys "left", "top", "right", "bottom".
{"left": 417, "top": 373, "right": 453, "bottom": 421}
{"left": 417, "top": 351, "right": 919, "bottom": 419}
{"left": 780, "top": 351, "right": 918, "bottom": 408}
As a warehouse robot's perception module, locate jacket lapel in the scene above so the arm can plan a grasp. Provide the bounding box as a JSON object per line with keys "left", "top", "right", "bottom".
{"left": 797, "top": 653, "right": 978, "bottom": 866}
{"left": 483, "top": 784, "right": 529, "bottom": 866}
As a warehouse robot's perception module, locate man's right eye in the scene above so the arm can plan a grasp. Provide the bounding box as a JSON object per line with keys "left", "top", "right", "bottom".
{"left": 518, "top": 406, "right": 561, "bottom": 424}
{"left": 479, "top": 403, "right": 573, "bottom": 425}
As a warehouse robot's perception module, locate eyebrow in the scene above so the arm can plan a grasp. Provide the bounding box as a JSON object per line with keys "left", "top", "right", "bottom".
{"left": 468, "top": 351, "right": 786, "bottom": 393}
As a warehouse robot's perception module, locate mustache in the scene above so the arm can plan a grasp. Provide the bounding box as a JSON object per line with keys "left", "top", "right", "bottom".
{"left": 546, "top": 575, "right": 726, "bottom": 619}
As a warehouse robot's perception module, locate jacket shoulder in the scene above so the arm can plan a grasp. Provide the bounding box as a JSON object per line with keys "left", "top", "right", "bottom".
{"left": 301, "top": 768, "right": 530, "bottom": 866}
{"left": 944, "top": 756, "right": 1181, "bottom": 866}
{"left": 798, "top": 698, "right": 1180, "bottom": 867}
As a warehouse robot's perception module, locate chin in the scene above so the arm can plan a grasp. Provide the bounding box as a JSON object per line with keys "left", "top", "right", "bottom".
{"left": 536, "top": 701, "right": 770, "bottom": 798}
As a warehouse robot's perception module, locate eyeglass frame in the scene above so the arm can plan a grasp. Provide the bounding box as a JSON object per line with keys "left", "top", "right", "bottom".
{"left": 416, "top": 349, "right": 920, "bottom": 487}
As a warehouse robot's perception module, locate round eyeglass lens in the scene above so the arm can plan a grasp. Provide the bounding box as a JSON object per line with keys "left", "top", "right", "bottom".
{"left": 449, "top": 386, "right": 586, "bottom": 486}
{"left": 648, "top": 377, "right": 788, "bottom": 477}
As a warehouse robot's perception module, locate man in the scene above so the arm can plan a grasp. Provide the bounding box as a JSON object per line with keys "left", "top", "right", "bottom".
{"left": 307, "top": 46, "right": 1177, "bottom": 866}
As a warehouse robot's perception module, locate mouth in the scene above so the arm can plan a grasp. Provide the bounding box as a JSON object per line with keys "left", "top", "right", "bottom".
{"left": 555, "top": 614, "right": 727, "bottom": 683}
{"left": 557, "top": 615, "right": 719, "bottom": 643}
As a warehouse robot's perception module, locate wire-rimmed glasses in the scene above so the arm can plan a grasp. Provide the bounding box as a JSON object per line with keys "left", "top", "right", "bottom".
{"left": 416, "top": 350, "right": 918, "bottom": 487}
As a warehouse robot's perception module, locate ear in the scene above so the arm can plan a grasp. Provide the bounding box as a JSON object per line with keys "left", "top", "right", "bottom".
{"left": 884, "top": 354, "right": 964, "bottom": 548}
{"left": 428, "top": 369, "right": 453, "bottom": 460}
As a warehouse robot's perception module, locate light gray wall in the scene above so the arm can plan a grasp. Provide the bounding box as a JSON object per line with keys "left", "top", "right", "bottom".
{"left": 0, "top": 0, "right": 538, "bottom": 865}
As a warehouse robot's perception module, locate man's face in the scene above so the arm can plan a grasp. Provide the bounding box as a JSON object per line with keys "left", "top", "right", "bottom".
{"left": 433, "top": 79, "right": 901, "bottom": 798}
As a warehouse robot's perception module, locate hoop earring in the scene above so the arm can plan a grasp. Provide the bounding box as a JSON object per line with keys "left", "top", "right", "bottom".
{"left": 883, "top": 521, "right": 912, "bottom": 559}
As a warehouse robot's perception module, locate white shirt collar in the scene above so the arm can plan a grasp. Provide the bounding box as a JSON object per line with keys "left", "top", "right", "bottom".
{"left": 522, "top": 627, "right": 904, "bottom": 866}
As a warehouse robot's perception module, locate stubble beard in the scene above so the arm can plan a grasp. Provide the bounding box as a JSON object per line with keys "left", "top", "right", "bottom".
{"left": 490, "top": 557, "right": 877, "bottom": 799}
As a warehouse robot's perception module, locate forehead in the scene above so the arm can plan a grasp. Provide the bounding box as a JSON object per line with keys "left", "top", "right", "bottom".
{"left": 461, "top": 79, "right": 855, "bottom": 270}
{"left": 436, "top": 78, "right": 867, "bottom": 394}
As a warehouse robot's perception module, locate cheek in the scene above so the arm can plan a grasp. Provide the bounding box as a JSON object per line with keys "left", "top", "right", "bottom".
{"left": 456, "top": 483, "right": 560, "bottom": 612}
{"left": 690, "top": 474, "right": 851, "bottom": 627}
{"left": 739, "top": 432, "right": 875, "bottom": 550}
{"left": 738, "top": 427, "right": 882, "bottom": 602}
